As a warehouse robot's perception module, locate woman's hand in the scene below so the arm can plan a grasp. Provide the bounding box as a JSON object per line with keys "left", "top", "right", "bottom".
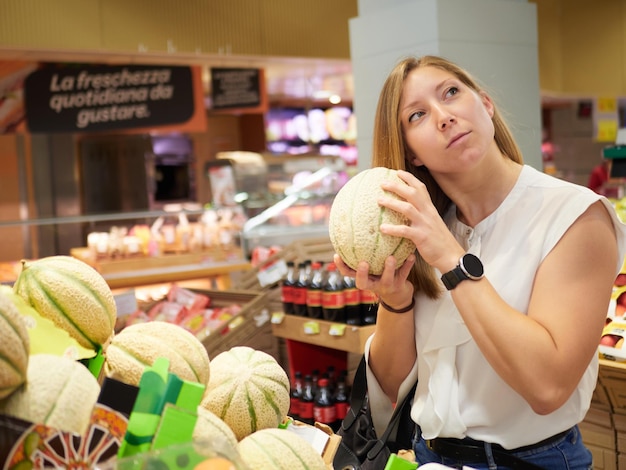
{"left": 334, "top": 252, "right": 416, "bottom": 310}
{"left": 378, "top": 170, "right": 464, "bottom": 274}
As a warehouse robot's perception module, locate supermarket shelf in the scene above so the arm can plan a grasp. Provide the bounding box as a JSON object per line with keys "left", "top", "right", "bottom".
{"left": 271, "top": 313, "right": 375, "bottom": 354}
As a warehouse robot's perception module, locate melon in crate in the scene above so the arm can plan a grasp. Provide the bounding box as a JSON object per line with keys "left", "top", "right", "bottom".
{"left": 0, "top": 354, "right": 101, "bottom": 435}
{"left": 12, "top": 255, "right": 117, "bottom": 351}
{"left": 237, "top": 428, "right": 326, "bottom": 470}
{"left": 329, "top": 166, "right": 416, "bottom": 275}
{"left": 0, "top": 288, "right": 30, "bottom": 399}
{"left": 201, "top": 346, "right": 290, "bottom": 441}
{"left": 104, "top": 320, "right": 210, "bottom": 387}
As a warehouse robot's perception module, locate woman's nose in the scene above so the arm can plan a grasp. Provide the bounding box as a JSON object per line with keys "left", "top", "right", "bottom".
{"left": 439, "top": 116, "right": 455, "bottom": 130}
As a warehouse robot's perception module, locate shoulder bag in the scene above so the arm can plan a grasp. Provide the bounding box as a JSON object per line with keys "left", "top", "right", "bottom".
{"left": 333, "top": 355, "right": 418, "bottom": 470}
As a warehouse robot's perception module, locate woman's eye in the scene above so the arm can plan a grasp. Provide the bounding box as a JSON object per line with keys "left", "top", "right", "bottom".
{"left": 446, "top": 86, "right": 459, "bottom": 97}
{"left": 408, "top": 111, "right": 424, "bottom": 123}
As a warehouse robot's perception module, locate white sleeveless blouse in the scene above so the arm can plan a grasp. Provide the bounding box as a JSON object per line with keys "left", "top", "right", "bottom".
{"left": 365, "top": 165, "right": 626, "bottom": 449}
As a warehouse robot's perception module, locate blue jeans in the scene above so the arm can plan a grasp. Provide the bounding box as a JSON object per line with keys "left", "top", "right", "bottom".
{"left": 412, "top": 425, "right": 593, "bottom": 470}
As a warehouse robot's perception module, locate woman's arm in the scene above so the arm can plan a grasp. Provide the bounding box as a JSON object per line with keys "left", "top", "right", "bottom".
{"left": 450, "top": 201, "right": 617, "bottom": 413}
{"left": 382, "top": 186, "right": 618, "bottom": 413}
{"left": 334, "top": 253, "right": 417, "bottom": 400}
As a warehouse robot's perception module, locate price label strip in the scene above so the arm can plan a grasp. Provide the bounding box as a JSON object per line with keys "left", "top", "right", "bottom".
{"left": 328, "top": 324, "right": 347, "bottom": 336}
{"left": 303, "top": 321, "right": 320, "bottom": 335}
{"left": 271, "top": 312, "right": 285, "bottom": 324}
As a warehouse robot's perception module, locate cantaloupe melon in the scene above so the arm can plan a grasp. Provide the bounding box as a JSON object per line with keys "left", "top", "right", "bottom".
{"left": 104, "top": 320, "right": 210, "bottom": 387}
{"left": 0, "top": 354, "right": 100, "bottom": 435}
{"left": 193, "top": 406, "right": 239, "bottom": 453}
{"left": 0, "top": 288, "right": 30, "bottom": 399}
{"left": 13, "top": 255, "right": 116, "bottom": 351}
{"left": 237, "top": 428, "right": 326, "bottom": 470}
{"left": 201, "top": 346, "right": 290, "bottom": 441}
{"left": 329, "top": 166, "right": 416, "bottom": 275}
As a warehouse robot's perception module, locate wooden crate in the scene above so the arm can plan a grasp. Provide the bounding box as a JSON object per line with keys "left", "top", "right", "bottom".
{"left": 600, "top": 360, "right": 626, "bottom": 414}
{"left": 176, "top": 289, "right": 275, "bottom": 360}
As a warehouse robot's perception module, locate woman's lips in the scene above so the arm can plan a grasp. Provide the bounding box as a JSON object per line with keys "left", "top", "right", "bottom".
{"left": 447, "top": 131, "right": 470, "bottom": 148}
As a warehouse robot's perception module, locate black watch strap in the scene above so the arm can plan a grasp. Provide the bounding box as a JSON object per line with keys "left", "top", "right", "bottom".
{"left": 441, "top": 253, "right": 484, "bottom": 290}
{"left": 441, "top": 267, "right": 468, "bottom": 290}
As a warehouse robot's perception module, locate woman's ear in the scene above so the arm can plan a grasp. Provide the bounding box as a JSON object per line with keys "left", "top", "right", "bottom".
{"left": 405, "top": 146, "right": 423, "bottom": 167}
{"left": 411, "top": 155, "right": 424, "bottom": 166}
{"left": 480, "top": 91, "right": 495, "bottom": 118}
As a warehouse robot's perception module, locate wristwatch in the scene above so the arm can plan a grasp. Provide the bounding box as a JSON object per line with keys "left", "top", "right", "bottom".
{"left": 441, "top": 253, "right": 484, "bottom": 290}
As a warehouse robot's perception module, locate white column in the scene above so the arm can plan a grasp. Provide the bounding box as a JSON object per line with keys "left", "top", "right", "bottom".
{"left": 349, "top": 0, "right": 542, "bottom": 171}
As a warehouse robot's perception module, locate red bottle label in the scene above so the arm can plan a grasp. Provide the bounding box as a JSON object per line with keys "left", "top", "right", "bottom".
{"left": 360, "top": 289, "right": 378, "bottom": 303}
{"left": 344, "top": 287, "right": 360, "bottom": 305}
{"left": 314, "top": 405, "right": 337, "bottom": 424}
{"left": 293, "top": 288, "right": 308, "bottom": 304}
{"left": 335, "top": 402, "right": 349, "bottom": 420}
{"left": 299, "top": 401, "right": 314, "bottom": 419}
{"left": 290, "top": 398, "right": 301, "bottom": 416}
{"left": 322, "top": 291, "right": 345, "bottom": 307}
{"left": 282, "top": 285, "right": 294, "bottom": 303}
{"left": 307, "top": 290, "right": 322, "bottom": 307}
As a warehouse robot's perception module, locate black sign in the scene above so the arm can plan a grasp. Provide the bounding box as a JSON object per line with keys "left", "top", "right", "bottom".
{"left": 211, "top": 67, "right": 261, "bottom": 110}
{"left": 24, "top": 64, "right": 195, "bottom": 133}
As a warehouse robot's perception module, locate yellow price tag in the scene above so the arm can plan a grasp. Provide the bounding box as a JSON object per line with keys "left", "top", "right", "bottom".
{"left": 303, "top": 321, "right": 320, "bottom": 335}
{"left": 328, "top": 323, "right": 347, "bottom": 336}
{"left": 271, "top": 312, "right": 285, "bottom": 324}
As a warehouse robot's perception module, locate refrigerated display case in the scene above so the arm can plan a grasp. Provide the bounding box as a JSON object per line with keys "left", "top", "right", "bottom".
{"left": 239, "top": 160, "right": 348, "bottom": 258}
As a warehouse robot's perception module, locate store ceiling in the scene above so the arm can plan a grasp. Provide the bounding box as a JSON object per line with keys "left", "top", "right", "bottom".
{"left": 0, "top": 46, "right": 354, "bottom": 107}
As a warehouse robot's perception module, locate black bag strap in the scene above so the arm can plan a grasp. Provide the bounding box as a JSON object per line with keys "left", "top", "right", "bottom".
{"left": 341, "top": 355, "right": 418, "bottom": 460}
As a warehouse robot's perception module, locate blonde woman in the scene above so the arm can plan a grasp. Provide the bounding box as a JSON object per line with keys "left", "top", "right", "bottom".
{"left": 335, "top": 55, "right": 626, "bottom": 469}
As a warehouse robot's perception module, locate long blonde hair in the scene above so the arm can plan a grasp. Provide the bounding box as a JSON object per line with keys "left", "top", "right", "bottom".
{"left": 372, "top": 55, "right": 523, "bottom": 298}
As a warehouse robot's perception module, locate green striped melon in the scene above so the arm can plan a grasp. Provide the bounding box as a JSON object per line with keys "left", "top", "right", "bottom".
{"left": 201, "top": 346, "right": 290, "bottom": 441}
{"left": 0, "top": 287, "right": 30, "bottom": 399}
{"left": 237, "top": 428, "right": 326, "bottom": 470}
{"left": 329, "top": 166, "right": 416, "bottom": 275}
{"left": 0, "top": 354, "right": 100, "bottom": 435}
{"left": 104, "top": 320, "right": 210, "bottom": 387}
{"left": 193, "top": 406, "right": 239, "bottom": 453}
{"left": 13, "top": 255, "right": 116, "bottom": 351}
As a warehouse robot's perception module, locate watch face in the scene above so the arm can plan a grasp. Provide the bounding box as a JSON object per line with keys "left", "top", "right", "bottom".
{"left": 461, "top": 253, "right": 484, "bottom": 279}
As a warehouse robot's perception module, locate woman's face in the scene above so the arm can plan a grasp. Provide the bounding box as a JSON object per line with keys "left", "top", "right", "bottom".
{"left": 399, "top": 65, "right": 495, "bottom": 173}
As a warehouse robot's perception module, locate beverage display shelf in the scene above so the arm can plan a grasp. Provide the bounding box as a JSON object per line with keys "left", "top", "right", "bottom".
{"left": 271, "top": 313, "right": 375, "bottom": 354}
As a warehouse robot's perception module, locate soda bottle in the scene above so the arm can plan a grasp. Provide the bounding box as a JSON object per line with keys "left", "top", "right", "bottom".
{"left": 333, "top": 376, "right": 349, "bottom": 432}
{"left": 322, "top": 262, "right": 346, "bottom": 323}
{"left": 360, "top": 288, "right": 378, "bottom": 325}
{"left": 281, "top": 261, "right": 297, "bottom": 315}
{"left": 311, "top": 368, "right": 320, "bottom": 398}
{"left": 343, "top": 275, "right": 362, "bottom": 325}
{"left": 290, "top": 371, "right": 303, "bottom": 420}
{"left": 313, "top": 378, "right": 336, "bottom": 427}
{"left": 326, "top": 364, "right": 336, "bottom": 394}
{"left": 292, "top": 262, "right": 309, "bottom": 316}
{"left": 306, "top": 261, "right": 324, "bottom": 318}
{"left": 299, "top": 374, "right": 315, "bottom": 425}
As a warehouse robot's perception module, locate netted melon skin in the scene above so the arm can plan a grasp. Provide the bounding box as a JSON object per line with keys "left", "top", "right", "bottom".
{"left": 329, "top": 167, "right": 416, "bottom": 275}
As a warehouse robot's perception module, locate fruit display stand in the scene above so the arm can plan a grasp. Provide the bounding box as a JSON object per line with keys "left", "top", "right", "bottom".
{"left": 194, "top": 289, "right": 277, "bottom": 361}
